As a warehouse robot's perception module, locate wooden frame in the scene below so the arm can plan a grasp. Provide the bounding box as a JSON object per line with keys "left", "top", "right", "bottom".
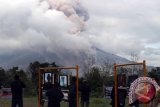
{"left": 114, "top": 60, "right": 147, "bottom": 107}
{"left": 38, "top": 65, "right": 79, "bottom": 107}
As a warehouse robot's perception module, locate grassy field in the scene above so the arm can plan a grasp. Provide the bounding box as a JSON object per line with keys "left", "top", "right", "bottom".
{"left": 0, "top": 97, "right": 146, "bottom": 107}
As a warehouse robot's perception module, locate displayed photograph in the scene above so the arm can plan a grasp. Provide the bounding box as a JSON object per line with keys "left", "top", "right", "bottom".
{"left": 59, "top": 75, "right": 68, "bottom": 87}
{"left": 44, "top": 73, "right": 52, "bottom": 83}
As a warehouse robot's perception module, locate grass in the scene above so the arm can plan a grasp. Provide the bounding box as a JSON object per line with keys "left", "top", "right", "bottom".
{"left": 0, "top": 96, "right": 146, "bottom": 107}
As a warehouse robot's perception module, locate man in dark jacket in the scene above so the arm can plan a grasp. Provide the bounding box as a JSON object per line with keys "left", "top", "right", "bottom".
{"left": 110, "top": 86, "right": 127, "bottom": 107}
{"left": 118, "top": 87, "right": 127, "bottom": 107}
{"left": 111, "top": 86, "right": 117, "bottom": 107}
{"left": 0, "top": 83, "right": 1, "bottom": 89}
{"left": 11, "top": 75, "right": 26, "bottom": 107}
{"left": 79, "top": 80, "right": 91, "bottom": 107}
{"left": 0, "top": 83, "right": 2, "bottom": 97}
{"left": 46, "top": 82, "right": 64, "bottom": 107}
{"left": 130, "top": 100, "right": 139, "bottom": 107}
{"left": 68, "top": 77, "right": 76, "bottom": 107}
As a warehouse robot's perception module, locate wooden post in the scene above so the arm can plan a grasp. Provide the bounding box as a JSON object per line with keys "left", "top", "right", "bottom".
{"left": 143, "top": 60, "right": 147, "bottom": 77}
{"left": 38, "top": 68, "right": 41, "bottom": 107}
{"left": 143, "top": 60, "right": 147, "bottom": 107}
{"left": 76, "top": 65, "right": 79, "bottom": 107}
{"left": 114, "top": 63, "right": 117, "bottom": 107}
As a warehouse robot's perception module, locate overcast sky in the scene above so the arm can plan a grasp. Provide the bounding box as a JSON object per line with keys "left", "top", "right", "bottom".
{"left": 0, "top": 0, "right": 160, "bottom": 67}
{"left": 82, "top": 0, "right": 160, "bottom": 66}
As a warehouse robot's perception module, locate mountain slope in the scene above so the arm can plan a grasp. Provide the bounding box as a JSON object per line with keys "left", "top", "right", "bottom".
{"left": 0, "top": 48, "right": 130, "bottom": 71}
{"left": 95, "top": 48, "right": 130, "bottom": 65}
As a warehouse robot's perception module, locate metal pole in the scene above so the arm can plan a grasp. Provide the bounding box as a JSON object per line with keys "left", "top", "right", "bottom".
{"left": 76, "top": 65, "right": 79, "bottom": 107}
{"left": 114, "top": 63, "right": 117, "bottom": 107}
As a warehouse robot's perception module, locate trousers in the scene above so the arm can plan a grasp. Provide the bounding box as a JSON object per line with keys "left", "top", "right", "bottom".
{"left": 11, "top": 99, "right": 23, "bottom": 107}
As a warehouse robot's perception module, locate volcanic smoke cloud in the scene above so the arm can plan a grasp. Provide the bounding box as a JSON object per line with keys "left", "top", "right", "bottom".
{"left": 0, "top": 0, "right": 92, "bottom": 68}
{"left": 47, "top": 0, "right": 89, "bottom": 33}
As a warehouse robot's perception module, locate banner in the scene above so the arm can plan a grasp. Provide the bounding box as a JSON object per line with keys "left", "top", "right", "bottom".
{"left": 129, "top": 77, "right": 160, "bottom": 104}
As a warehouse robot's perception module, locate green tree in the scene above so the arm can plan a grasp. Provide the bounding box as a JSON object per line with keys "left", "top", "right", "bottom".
{"left": 28, "top": 61, "right": 59, "bottom": 95}
{"left": 84, "top": 67, "right": 103, "bottom": 97}
{"left": 148, "top": 68, "right": 159, "bottom": 84}
{"left": 28, "top": 61, "right": 40, "bottom": 86}
{"left": 0, "top": 67, "right": 7, "bottom": 86}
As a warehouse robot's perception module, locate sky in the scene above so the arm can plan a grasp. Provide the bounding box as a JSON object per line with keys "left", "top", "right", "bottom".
{"left": 0, "top": 0, "right": 160, "bottom": 67}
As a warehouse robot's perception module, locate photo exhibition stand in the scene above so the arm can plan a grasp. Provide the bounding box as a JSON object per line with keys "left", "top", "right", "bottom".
{"left": 38, "top": 65, "right": 79, "bottom": 107}
{"left": 114, "top": 60, "right": 147, "bottom": 107}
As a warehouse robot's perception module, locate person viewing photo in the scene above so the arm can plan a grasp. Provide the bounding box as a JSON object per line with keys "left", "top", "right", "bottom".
{"left": 11, "top": 75, "right": 26, "bottom": 107}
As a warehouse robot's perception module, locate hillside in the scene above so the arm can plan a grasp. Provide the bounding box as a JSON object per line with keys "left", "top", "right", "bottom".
{"left": 0, "top": 48, "right": 131, "bottom": 74}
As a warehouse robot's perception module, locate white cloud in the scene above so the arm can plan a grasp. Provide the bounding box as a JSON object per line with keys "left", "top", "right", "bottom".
{"left": 0, "top": 0, "right": 160, "bottom": 67}
{"left": 0, "top": 0, "right": 91, "bottom": 53}
{"left": 81, "top": 0, "right": 160, "bottom": 66}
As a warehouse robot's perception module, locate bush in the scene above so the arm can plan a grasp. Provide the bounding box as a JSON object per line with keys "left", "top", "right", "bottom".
{"left": 91, "top": 87, "right": 103, "bottom": 97}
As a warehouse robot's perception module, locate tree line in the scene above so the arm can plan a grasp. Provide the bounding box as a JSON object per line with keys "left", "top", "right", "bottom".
{"left": 0, "top": 61, "right": 159, "bottom": 97}
{"left": 0, "top": 61, "right": 114, "bottom": 97}
{"left": 0, "top": 61, "right": 58, "bottom": 96}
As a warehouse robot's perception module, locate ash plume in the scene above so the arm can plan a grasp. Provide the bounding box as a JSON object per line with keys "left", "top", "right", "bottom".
{"left": 0, "top": 0, "right": 92, "bottom": 69}
{"left": 47, "top": 0, "right": 89, "bottom": 33}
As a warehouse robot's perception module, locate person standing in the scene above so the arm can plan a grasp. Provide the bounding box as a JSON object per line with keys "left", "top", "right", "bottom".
{"left": 130, "top": 100, "right": 139, "bottom": 107}
{"left": 118, "top": 86, "right": 127, "bottom": 107}
{"left": 11, "top": 75, "right": 26, "bottom": 107}
{"left": 79, "top": 80, "right": 91, "bottom": 107}
{"left": 68, "top": 77, "right": 77, "bottom": 107}
{"left": 0, "top": 83, "right": 1, "bottom": 89}
{"left": 41, "top": 74, "right": 53, "bottom": 107}
{"left": 111, "top": 85, "right": 127, "bottom": 107}
{"left": 0, "top": 83, "right": 2, "bottom": 97}
{"left": 110, "top": 86, "right": 117, "bottom": 107}
{"left": 46, "top": 82, "right": 64, "bottom": 107}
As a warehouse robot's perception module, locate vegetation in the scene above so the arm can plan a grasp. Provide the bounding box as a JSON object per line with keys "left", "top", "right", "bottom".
{"left": 0, "top": 61, "right": 114, "bottom": 97}
{"left": 148, "top": 68, "right": 160, "bottom": 84}
{"left": 0, "top": 61, "right": 59, "bottom": 96}
{"left": 0, "top": 60, "right": 160, "bottom": 107}
{"left": 83, "top": 65, "right": 114, "bottom": 97}
{"left": 0, "top": 97, "right": 146, "bottom": 107}
{"left": 0, "top": 97, "right": 112, "bottom": 107}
